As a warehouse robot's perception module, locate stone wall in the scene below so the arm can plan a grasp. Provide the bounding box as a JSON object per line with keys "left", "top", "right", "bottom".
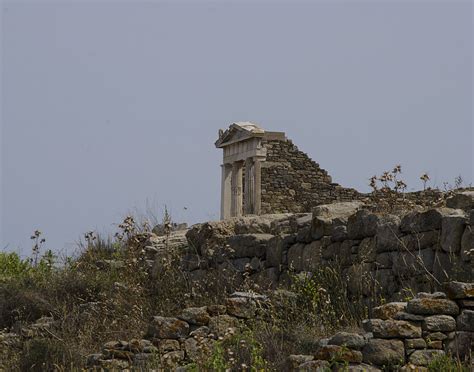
{"left": 184, "top": 192, "right": 474, "bottom": 301}
{"left": 85, "top": 283, "right": 473, "bottom": 370}
{"left": 260, "top": 138, "right": 362, "bottom": 214}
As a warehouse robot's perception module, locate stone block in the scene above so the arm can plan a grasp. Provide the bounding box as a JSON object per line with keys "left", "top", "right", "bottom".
{"left": 440, "top": 215, "right": 467, "bottom": 254}
{"left": 147, "top": 317, "right": 190, "bottom": 339}
{"left": 372, "top": 302, "right": 407, "bottom": 320}
{"left": 301, "top": 241, "right": 323, "bottom": 271}
{"left": 179, "top": 307, "right": 210, "bottom": 326}
{"left": 404, "top": 338, "right": 426, "bottom": 349}
{"left": 227, "top": 233, "right": 274, "bottom": 258}
{"left": 444, "top": 281, "right": 474, "bottom": 299}
{"left": 375, "top": 214, "right": 402, "bottom": 253}
{"left": 406, "top": 298, "right": 459, "bottom": 316}
{"left": 362, "top": 339, "right": 405, "bottom": 366}
{"left": 314, "top": 345, "right": 363, "bottom": 363}
{"left": 208, "top": 315, "right": 239, "bottom": 336}
{"left": 347, "top": 210, "right": 380, "bottom": 239}
{"left": 363, "top": 319, "right": 421, "bottom": 339}
{"left": 456, "top": 310, "right": 474, "bottom": 331}
{"left": 400, "top": 208, "right": 463, "bottom": 233}
{"left": 422, "top": 315, "right": 456, "bottom": 332}
{"left": 446, "top": 191, "right": 474, "bottom": 211}
{"left": 408, "top": 350, "right": 444, "bottom": 367}
{"left": 460, "top": 226, "right": 472, "bottom": 262}
{"left": 327, "top": 332, "right": 367, "bottom": 350}
{"left": 446, "top": 331, "right": 474, "bottom": 360}
{"left": 226, "top": 297, "right": 257, "bottom": 319}
{"left": 287, "top": 243, "right": 305, "bottom": 271}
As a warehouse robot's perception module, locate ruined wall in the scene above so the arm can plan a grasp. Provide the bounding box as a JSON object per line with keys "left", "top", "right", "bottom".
{"left": 260, "top": 138, "right": 362, "bottom": 214}
{"left": 184, "top": 194, "right": 474, "bottom": 302}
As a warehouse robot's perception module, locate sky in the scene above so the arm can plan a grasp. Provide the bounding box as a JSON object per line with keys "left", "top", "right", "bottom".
{"left": 1, "top": 0, "right": 472, "bottom": 257}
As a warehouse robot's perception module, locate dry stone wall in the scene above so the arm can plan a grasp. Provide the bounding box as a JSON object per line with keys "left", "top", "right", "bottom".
{"left": 260, "top": 139, "right": 362, "bottom": 214}
{"left": 184, "top": 192, "right": 474, "bottom": 301}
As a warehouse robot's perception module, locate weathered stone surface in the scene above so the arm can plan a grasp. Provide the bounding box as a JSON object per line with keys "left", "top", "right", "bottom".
{"left": 288, "top": 243, "right": 305, "bottom": 271}
{"left": 362, "top": 339, "right": 405, "bottom": 366}
{"left": 208, "top": 315, "right": 239, "bottom": 336}
{"left": 456, "top": 310, "right": 474, "bottom": 331}
{"left": 400, "top": 231, "right": 440, "bottom": 251}
{"left": 422, "top": 315, "right": 456, "bottom": 332}
{"left": 415, "top": 292, "right": 446, "bottom": 299}
{"left": 425, "top": 340, "right": 443, "bottom": 349}
{"left": 408, "top": 350, "right": 444, "bottom": 366}
{"left": 179, "top": 307, "right": 210, "bottom": 326}
{"left": 460, "top": 226, "right": 473, "bottom": 262}
{"left": 406, "top": 298, "right": 459, "bottom": 316}
{"left": 400, "top": 208, "right": 464, "bottom": 233}
{"left": 347, "top": 210, "right": 381, "bottom": 239}
{"left": 424, "top": 332, "right": 447, "bottom": 341}
{"left": 266, "top": 234, "right": 294, "bottom": 267}
{"left": 372, "top": 302, "right": 407, "bottom": 320}
{"left": 391, "top": 248, "right": 435, "bottom": 276}
{"left": 297, "top": 359, "right": 330, "bottom": 371}
{"left": 154, "top": 339, "right": 180, "bottom": 352}
{"left": 206, "top": 304, "right": 226, "bottom": 316}
{"left": 226, "top": 297, "right": 256, "bottom": 319}
{"left": 363, "top": 319, "right": 421, "bottom": 339}
{"left": 287, "top": 354, "right": 314, "bottom": 369}
{"left": 186, "top": 220, "right": 235, "bottom": 256}
{"left": 314, "top": 345, "right": 363, "bottom": 363}
{"left": 394, "top": 312, "right": 425, "bottom": 322}
{"left": 404, "top": 338, "right": 426, "bottom": 349}
{"left": 227, "top": 233, "right": 274, "bottom": 258}
{"left": 343, "top": 364, "right": 382, "bottom": 372}
{"left": 446, "top": 191, "right": 474, "bottom": 211}
{"left": 440, "top": 215, "right": 467, "bottom": 254}
{"left": 301, "top": 241, "right": 323, "bottom": 271}
{"left": 446, "top": 331, "right": 474, "bottom": 359}
{"left": 162, "top": 350, "right": 185, "bottom": 368}
{"left": 399, "top": 363, "right": 428, "bottom": 372}
{"left": 184, "top": 337, "right": 214, "bottom": 362}
{"left": 147, "top": 317, "right": 190, "bottom": 339}
{"left": 444, "top": 281, "right": 474, "bottom": 299}
{"left": 311, "top": 202, "right": 364, "bottom": 240}
{"left": 327, "top": 332, "right": 367, "bottom": 350}
{"left": 375, "top": 214, "right": 402, "bottom": 253}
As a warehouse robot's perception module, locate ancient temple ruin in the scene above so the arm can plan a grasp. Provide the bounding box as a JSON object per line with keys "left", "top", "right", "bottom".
{"left": 215, "top": 122, "right": 362, "bottom": 219}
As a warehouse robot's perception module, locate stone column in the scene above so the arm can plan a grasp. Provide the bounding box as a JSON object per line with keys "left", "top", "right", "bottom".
{"left": 231, "top": 161, "right": 243, "bottom": 217}
{"left": 253, "top": 158, "right": 262, "bottom": 215}
{"left": 245, "top": 158, "right": 254, "bottom": 214}
{"left": 220, "top": 164, "right": 232, "bottom": 219}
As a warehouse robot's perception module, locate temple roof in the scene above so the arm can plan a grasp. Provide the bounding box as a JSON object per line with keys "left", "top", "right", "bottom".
{"left": 215, "top": 122, "right": 265, "bottom": 148}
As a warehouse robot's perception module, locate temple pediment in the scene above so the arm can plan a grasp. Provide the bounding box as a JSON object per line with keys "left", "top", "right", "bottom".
{"left": 215, "top": 122, "right": 265, "bottom": 148}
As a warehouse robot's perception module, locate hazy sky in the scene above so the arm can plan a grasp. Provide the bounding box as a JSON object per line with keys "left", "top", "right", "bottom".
{"left": 1, "top": 0, "right": 472, "bottom": 257}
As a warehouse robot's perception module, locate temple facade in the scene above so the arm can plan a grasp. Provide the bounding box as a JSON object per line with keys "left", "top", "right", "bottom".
{"left": 215, "top": 122, "right": 362, "bottom": 219}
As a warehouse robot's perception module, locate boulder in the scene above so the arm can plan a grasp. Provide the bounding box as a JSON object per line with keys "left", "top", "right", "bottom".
{"left": 226, "top": 297, "right": 257, "bottom": 319}
{"left": 408, "top": 350, "right": 444, "bottom": 367}
{"left": 147, "top": 317, "right": 190, "bottom": 339}
{"left": 297, "top": 360, "right": 330, "bottom": 371}
{"left": 406, "top": 298, "right": 459, "bottom": 316}
{"left": 404, "top": 338, "right": 426, "bottom": 349}
{"left": 186, "top": 220, "right": 235, "bottom": 256}
{"left": 363, "top": 319, "right": 421, "bottom": 339}
{"left": 301, "top": 241, "right": 323, "bottom": 271}
{"left": 311, "top": 201, "right": 364, "bottom": 240}
{"left": 208, "top": 315, "right": 239, "bottom": 336}
{"left": 266, "top": 235, "right": 295, "bottom": 267}
{"left": 362, "top": 339, "right": 405, "bottom": 366}
{"left": 422, "top": 315, "right": 456, "bottom": 332}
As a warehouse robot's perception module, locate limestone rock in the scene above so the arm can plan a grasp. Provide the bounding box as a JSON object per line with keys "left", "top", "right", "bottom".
{"left": 347, "top": 210, "right": 381, "bottom": 239}
{"left": 400, "top": 208, "right": 463, "bottom": 233}
{"left": 266, "top": 234, "right": 295, "bottom": 267}
{"left": 227, "top": 233, "right": 274, "bottom": 258}
{"left": 362, "top": 339, "right": 405, "bottom": 366}
{"left": 406, "top": 298, "right": 459, "bottom": 316}
{"left": 179, "top": 307, "right": 210, "bottom": 326}
{"left": 343, "top": 364, "right": 382, "bottom": 372}
{"left": 363, "top": 319, "right": 421, "bottom": 339}
{"left": 208, "top": 314, "right": 239, "bottom": 336}
{"left": 311, "top": 201, "right": 364, "bottom": 240}
{"left": 327, "top": 332, "right": 367, "bottom": 350}
{"left": 372, "top": 302, "right": 407, "bottom": 320}
{"left": 375, "top": 214, "right": 402, "bottom": 253}
{"left": 287, "top": 354, "right": 314, "bottom": 370}
{"left": 408, "top": 350, "right": 444, "bottom": 366}
{"left": 314, "top": 345, "right": 363, "bottom": 363}
{"left": 147, "top": 316, "right": 190, "bottom": 339}
{"left": 456, "top": 310, "right": 474, "bottom": 331}
{"left": 422, "top": 315, "right": 456, "bottom": 332}
{"left": 404, "top": 338, "right": 426, "bottom": 349}
{"left": 297, "top": 359, "right": 330, "bottom": 371}
{"left": 446, "top": 191, "right": 474, "bottom": 211}
{"left": 444, "top": 281, "right": 474, "bottom": 299}
{"left": 460, "top": 226, "right": 473, "bottom": 262}
{"left": 226, "top": 297, "right": 257, "bottom": 319}
{"left": 446, "top": 331, "right": 474, "bottom": 360}
{"left": 440, "top": 215, "right": 467, "bottom": 254}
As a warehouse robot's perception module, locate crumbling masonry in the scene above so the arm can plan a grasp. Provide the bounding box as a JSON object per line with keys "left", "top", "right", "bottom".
{"left": 216, "top": 122, "right": 361, "bottom": 219}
